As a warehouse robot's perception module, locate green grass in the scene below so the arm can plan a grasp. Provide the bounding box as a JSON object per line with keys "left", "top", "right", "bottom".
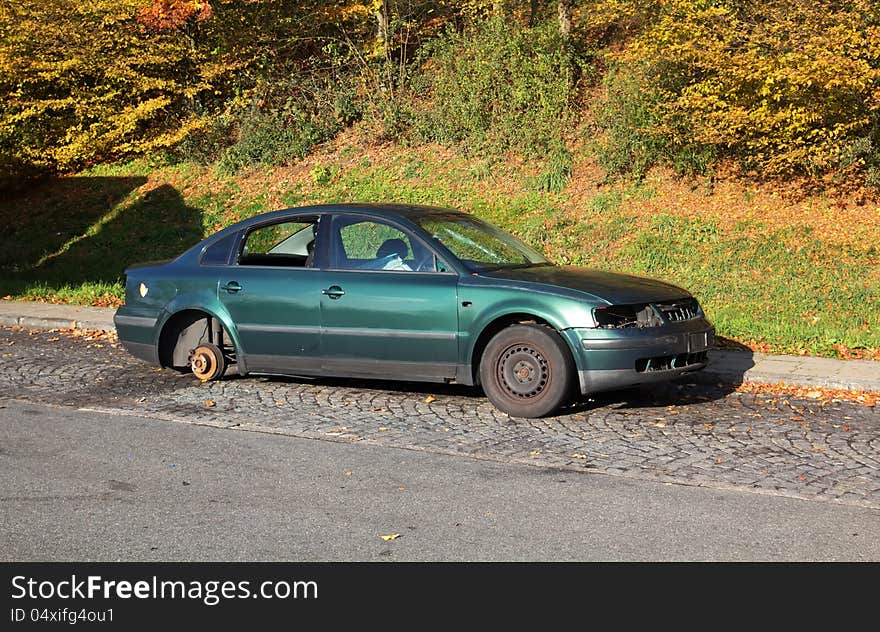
{"left": 617, "top": 216, "right": 879, "bottom": 357}
{"left": 1, "top": 151, "right": 877, "bottom": 359}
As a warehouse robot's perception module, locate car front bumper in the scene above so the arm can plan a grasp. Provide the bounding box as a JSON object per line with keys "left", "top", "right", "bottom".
{"left": 566, "top": 317, "right": 715, "bottom": 395}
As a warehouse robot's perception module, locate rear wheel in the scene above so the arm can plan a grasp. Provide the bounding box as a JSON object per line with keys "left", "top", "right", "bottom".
{"left": 190, "top": 343, "right": 226, "bottom": 381}
{"left": 479, "top": 324, "right": 574, "bottom": 418}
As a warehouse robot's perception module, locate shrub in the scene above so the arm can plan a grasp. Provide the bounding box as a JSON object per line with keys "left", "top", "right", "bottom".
{"left": 216, "top": 71, "right": 360, "bottom": 174}
{"left": 172, "top": 115, "right": 235, "bottom": 166}
{"left": 414, "top": 18, "right": 577, "bottom": 159}
{"left": 595, "top": 67, "right": 670, "bottom": 179}
{"left": 217, "top": 108, "right": 337, "bottom": 174}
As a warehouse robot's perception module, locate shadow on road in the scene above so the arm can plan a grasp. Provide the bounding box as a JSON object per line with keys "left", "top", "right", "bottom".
{"left": 236, "top": 339, "right": 756, "bottom": 418}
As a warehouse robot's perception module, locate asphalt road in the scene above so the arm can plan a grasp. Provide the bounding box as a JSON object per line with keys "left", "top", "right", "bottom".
{"left": 1, "top": 327, "right": 879, "bottom": 560}
{"left": 2, "top": 399, "right": 879, "bottom": 561}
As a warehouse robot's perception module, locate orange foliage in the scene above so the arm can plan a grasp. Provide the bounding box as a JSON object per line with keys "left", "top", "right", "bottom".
{"left": 137, "top": 0, "right": 213, "bottom": 31}
{"left": 735, "top": 382, "right": 878, "bottom": 408}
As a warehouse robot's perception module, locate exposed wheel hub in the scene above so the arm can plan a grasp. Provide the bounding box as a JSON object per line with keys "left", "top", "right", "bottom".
{"left": 190, "top": 348, "right": 217, "bottom": 381}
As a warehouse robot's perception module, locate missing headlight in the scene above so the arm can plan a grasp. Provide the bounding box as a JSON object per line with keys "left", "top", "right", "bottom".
{"left": 593, "top": 304, "right": 662, "bottom": 329}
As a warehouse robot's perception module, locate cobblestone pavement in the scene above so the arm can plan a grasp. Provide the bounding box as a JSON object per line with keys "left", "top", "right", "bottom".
{"left": 2, "top": 327, "right": 878, "bottom": 509}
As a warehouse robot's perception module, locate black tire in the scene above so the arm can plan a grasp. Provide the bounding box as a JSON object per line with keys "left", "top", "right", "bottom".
{"left": 479, "top": 323, "right": 575, "bottom": 418}
{"left": 189, "top": 343, "right": 226, "bottom": 382}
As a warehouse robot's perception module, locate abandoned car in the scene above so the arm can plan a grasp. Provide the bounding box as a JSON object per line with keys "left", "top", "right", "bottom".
{"left": 114, "top": 203, "right": 715, "bottom": 417}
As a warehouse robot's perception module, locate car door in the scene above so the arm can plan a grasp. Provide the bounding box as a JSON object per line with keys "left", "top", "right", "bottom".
{"left": 218, "top": 214, "right": 328, "bottom": 374}
{"left": 320, "top": 214, "right": 459, "bottom": 381}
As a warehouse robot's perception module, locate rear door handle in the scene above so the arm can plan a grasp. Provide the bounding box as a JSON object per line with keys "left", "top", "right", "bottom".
{"left": 222, "top": 281, "right": 242, "bottom": 293}
{"left": 322, "top": 285, "right": 345, "bottom": 299}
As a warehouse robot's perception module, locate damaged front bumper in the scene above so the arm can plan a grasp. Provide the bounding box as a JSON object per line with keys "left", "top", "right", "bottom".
{"left": 566, "top": 317, "right": 715, "bottom": 395}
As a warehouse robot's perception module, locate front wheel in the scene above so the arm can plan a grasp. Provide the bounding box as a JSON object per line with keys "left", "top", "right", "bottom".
{"left": 479, "top": 324, "right": 574, "bottom": 418}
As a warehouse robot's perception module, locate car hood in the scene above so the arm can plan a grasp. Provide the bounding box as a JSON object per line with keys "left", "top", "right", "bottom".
{"left": 479, "top": 265, "right": 691, "bottom": 304}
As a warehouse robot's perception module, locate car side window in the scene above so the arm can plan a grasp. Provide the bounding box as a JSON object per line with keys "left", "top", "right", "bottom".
{"left": 239, "top": 218, "right": 318, "bottom": 268}
{"left": 331, "top": 218, "right": 439, "bottom": 272}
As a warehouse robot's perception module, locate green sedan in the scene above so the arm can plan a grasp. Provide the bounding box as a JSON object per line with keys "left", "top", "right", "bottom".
{"left": 114, "top": 204, "right": 714, "bottom": 417}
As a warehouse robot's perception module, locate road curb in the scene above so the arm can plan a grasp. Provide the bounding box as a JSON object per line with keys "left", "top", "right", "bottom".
{"left": 0, "top": 301, "right": 115, "bottom": 332}
{"left": 0, "top": 314, "right": 114, "bottom": 331}
{"left": 698, "top": 366, "right": 880, "bottom": 394}
{"left": 700, "top": 350, "right": 880, "bottom": 393}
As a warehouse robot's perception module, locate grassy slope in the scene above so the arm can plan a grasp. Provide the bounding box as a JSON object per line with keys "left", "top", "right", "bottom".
{"left": 2, "top": 130, "right": 878, "bottom": 359}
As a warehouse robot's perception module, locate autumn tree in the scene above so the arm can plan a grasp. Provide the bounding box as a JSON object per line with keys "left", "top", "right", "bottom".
{"left": 595, "top": 0, "right": 880, "bottom": 180}
{"left": 0, "top": 1, "right": 374, "bottom": 175}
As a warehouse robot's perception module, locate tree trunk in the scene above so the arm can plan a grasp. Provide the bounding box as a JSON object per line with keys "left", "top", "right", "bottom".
{"left": 558, "top": 0, "right": 572, "bottom": 38}
{"left": 530, "top": 0, "right": 539, "bottom": 26}
{"left": 376, "top": 0, "right": 389, "bottom": 52}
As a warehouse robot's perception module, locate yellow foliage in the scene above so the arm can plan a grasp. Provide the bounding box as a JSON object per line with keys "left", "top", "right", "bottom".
{"left": 0, "top": 0, "right": 374, "bottom": 175}
{"left": 598, "top": 0, "right": 880, "bottom": 177}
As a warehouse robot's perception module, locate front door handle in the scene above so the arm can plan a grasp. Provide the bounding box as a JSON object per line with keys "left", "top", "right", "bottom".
{"left": 222, "top": 281, "right": 242, "bottom": 293}
{"left": 322, "top": 285, "right": 345, "bottom": 299}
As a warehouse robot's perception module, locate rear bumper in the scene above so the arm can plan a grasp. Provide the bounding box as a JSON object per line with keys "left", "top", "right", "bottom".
{"left": 114, "top": 309, "right": 159, "bottom": 365}
{"left": 569, "top": 318, "right": 715, "bottom": 394}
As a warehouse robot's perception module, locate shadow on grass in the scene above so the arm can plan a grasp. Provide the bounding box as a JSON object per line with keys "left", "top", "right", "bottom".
{"left": 0, "top": 177, "right": 203, "bottom": 298}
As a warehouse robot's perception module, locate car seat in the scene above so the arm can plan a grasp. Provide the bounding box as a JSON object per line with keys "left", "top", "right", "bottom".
{"left": 376, "top": 238, "right": 409, "bottom": 260}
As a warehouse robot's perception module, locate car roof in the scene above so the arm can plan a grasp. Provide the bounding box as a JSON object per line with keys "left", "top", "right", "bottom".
{"left": 186, "top": 203, "right": 472, "bottom": 262}
{"left": 242, "top": 203, "right": 467, "bottom": 225}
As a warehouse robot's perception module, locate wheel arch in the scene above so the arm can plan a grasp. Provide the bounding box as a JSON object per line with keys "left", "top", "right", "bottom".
{"left": 469, "top": 312, "right": 574, "bottom": 386}
{"left": 156, "top": 306, "right": 243, "bottom": 374}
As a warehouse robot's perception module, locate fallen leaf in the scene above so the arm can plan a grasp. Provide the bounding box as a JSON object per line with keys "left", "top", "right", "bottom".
{"left": 205, "top": 400, "right": 215, "bottom": 408}
{"left": 529, "top": 450, "right": 541, "bottom": 456}
{"left": 378, "top": 426, "right": 389, "bottom": 431}
{"left": 704, "top": 423, "right": 714, "bottom": 431}
{"left": 424, "top": 395, "right": 437, "bottom": 404}
{"left": 790, "top": 416, "right": 804, "bottom": 422}
{"left": 380, "top": 533, "right": 401, "bottom": 541}
{"left": 571, "top": 453, "right": 587, "bottom": 459}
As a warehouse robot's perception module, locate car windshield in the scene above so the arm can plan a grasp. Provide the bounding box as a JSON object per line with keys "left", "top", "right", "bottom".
{"left": 415, "top": 215, "right": 549, "bottom": 271}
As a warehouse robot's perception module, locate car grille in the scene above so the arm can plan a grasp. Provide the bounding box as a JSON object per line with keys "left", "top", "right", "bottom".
{"left": 593, "top": 297, "right": 702, "bottom": 329}
{"left": 653, "top": 297, "right": 701, "bottom": 323}
{"left": 635, "top": 351, "right": 708, "bottom": 373}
